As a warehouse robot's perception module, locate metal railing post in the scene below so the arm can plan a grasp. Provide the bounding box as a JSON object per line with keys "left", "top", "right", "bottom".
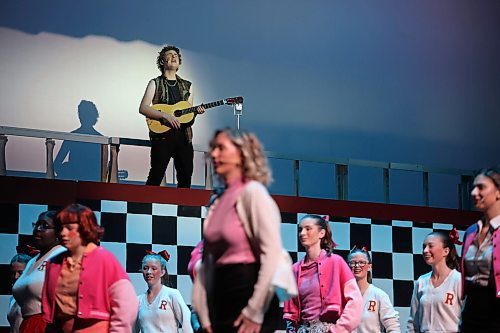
{"left": 383, "top": 167, "right": 390, "bottom": 203}
{"left": 293, "top": 160, "right": 300, "bottom": 196}
{"left": 423, "top": 171, "right": 429, "bottom": 206}
{"left": 108, "top": 142, "right": 119, "bottom": 183}
{"left": 100, "top": 144, "right": 109, "bottom": 182}
{"left": 459, "top": 175, "right": 473, "bottom": 210}
{"left": 335, "top": 164, "right": 348, "bottom": 200}
{"left": 45, "top": 138, "right": 55, "bottom": 179}
{"left": 205, "top": 153, "right": 213, "bottom": 190}
{"left": 0, "top": 135, "right": 7, "bottom": 176}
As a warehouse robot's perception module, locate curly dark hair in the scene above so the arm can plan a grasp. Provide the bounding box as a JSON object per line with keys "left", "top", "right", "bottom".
{"left": 156, "top": 45, "right": 182, "bottom": 72}
{"left": 56, "top": 203, "right": 104, "bottom": 246}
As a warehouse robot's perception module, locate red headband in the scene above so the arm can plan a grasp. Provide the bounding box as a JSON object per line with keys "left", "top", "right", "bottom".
{"left": 145, "top": 250, "right": 170, "bottom": 262}
{"left": 449, "top": 228, "right": 463, "bottom": 246}
{"left": 16, "top": 245, "right": 40, "bottom": 257}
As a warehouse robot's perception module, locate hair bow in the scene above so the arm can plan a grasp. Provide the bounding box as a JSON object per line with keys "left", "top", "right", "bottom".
{"left": 449, "top": 228, "right": 463, "bottom": 245}
{"left": 16, "top": 244, "right": 40, "bottom": 257}
{"left": 145, "top": 250, "right": 170, "bottom": 262}
{"left": 349, "top": 245, "right": 369, "bottom": 253}
{"left": 323, "top": 215, "right": 330, "bottom": 222}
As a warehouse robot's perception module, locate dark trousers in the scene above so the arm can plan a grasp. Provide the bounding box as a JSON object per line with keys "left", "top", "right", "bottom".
{"left": 146, "top": 130, "right": 194, "bottom": 187}
{"left": 461, "top": 283, "right": 500, "bottom": 332}
{"left": 208, "top": 263, "right": 280, "bottom": 333}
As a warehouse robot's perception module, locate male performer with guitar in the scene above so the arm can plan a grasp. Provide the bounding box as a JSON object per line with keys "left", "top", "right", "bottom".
{"left": 139, "top": 45, "right": 205, "bottom": 187}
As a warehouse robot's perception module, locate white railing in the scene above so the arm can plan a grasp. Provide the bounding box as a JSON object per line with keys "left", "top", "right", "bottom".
{"left": 0, "top": 126, "right": 475, "bottom": 209}
{"left": 0, "top": 126, "right": 119, "bottom": 182}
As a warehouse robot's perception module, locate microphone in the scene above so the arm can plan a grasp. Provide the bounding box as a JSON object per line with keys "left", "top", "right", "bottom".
{"left": 217, "top": 160, "right": 241, "bottom": 167}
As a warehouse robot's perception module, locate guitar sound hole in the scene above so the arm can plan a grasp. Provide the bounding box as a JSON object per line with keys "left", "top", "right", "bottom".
{"left": 174, "top": 110, "right": 182, "bottom": 117}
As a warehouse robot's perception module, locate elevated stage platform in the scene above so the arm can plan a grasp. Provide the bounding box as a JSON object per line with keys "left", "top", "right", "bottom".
{"left": 0, "top": 176, "right": 479, "bottom": 330}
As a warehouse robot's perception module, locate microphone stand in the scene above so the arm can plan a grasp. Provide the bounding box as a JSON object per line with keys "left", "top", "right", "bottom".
{"left": 233, "top": 103, "right": 243, "bottom": 130}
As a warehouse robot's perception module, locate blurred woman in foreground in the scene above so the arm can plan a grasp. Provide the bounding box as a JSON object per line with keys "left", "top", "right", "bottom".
{"left": 193, "top": 128, "right": 289, "bottom": 333}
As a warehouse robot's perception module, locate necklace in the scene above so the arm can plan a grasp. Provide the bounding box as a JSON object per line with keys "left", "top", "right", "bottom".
{"left": 166, "top": 79, "right": 178, "bottom": 87}
{"left": 66, "top": 256, "right": 82, "bottom": 272}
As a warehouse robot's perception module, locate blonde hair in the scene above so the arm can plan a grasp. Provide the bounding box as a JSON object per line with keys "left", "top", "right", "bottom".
{"left": 210, "top": 128, "right": 272, "bottom": 186}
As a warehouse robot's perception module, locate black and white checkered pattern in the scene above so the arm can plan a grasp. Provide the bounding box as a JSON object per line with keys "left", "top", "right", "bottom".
{"left": 0, "top": 201, "right": 467, "bottom": 330}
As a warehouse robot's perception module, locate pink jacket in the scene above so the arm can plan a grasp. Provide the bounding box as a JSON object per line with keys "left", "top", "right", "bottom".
{"left": 461, "top": 217, "right": 500, "bottom": 299}
{"left": 42, "top": 246, "right": 138, "bottom": 332}
{"left": 283, "top": 250, "right": 363, "bottom": 333}
{"left": 187, "top": 240, "right": 203, "bottom": 281}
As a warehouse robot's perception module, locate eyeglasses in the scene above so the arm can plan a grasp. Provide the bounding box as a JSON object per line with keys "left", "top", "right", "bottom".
{"left": 348, "top": 261, "right": 368, "bottom": 268}
{"left": 32, "top": 222, "right": 54, "bottom": 231}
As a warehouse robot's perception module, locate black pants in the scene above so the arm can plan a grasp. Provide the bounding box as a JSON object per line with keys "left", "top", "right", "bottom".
{"left": 461, "top": 283, "right": 500, "bottom": 332}
{"left": 209, "top": 263, "right": 280, "bottom": 333}
{"left": 146, "top": 130, "right": 194, "bottom": 187}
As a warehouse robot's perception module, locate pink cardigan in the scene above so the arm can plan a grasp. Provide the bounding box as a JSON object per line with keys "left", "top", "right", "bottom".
{"left": 42, "top": 246, "right": 138, "bottom": 332}
{"left": 283, "top": 250, "right": 363, "bottom": 333}
{"left": 461, "top": 216, "right": 500, "bottom": 299}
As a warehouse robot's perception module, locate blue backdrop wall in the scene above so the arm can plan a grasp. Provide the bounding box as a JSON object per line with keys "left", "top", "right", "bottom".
{"left": 1, "top": 1, "right": 499, "bottom": 204}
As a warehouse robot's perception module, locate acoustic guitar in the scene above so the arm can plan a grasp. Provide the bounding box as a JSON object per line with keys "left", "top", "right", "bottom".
{"left": 147, "top": 97, "right": 243, "bottom": 133}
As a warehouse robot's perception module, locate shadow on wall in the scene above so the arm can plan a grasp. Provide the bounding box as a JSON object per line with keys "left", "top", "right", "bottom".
{"left": 53, "top": 100, "right": 103, "bottom": 182}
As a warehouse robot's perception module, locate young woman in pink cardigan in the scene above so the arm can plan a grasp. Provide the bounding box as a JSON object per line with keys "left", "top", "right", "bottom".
{"left": 42, "top": 204, "right": 138, "bottom": 332}
{"left": 461, "top": 167, "right": 500, "bottom": 332}
{"left": 283, "top": 215, "right": 363, "bottom": 333}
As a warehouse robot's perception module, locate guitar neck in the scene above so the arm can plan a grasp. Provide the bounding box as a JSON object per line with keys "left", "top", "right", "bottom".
{"left": 180, "top": 100, "right": 225, "bottom": 116}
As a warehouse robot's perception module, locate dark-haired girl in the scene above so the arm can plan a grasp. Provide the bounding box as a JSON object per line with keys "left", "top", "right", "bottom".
{"left": 13, "top": 210, "right": 65, "bottom": 333}
{"left": 42, "top": 204, "right": 138, "bottom": 332}
{"left": 283, "top": 214, "right": 363, "bottom": 332}
{"left": 348, "top": 247, "right": 400, "bottom": 333}
{"left": 8, "top": 252, "right": 32, "bottom": 333}
{"left": 407, "top": 230, "right": 462, "bottom": 333}
{"left": 460, "top": 167, "right": 500, "bottom": 332}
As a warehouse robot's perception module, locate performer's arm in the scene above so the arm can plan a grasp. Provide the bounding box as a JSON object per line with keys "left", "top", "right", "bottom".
{"left": 406, "top": 281, "right": 419, "bottom": 333}
{"left": 139, "top": 79, "right": 180, "bottom": 129}
{"left": 378, "top": 291, "right": 400, "bottom": 333}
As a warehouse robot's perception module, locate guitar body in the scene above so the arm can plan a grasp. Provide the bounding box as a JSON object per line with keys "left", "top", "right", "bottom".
{"left": 147, "top": 101, "right": 195, "bottom": 134}
{"left": 145, "top": 97, "right": 242, "bottom": 134}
